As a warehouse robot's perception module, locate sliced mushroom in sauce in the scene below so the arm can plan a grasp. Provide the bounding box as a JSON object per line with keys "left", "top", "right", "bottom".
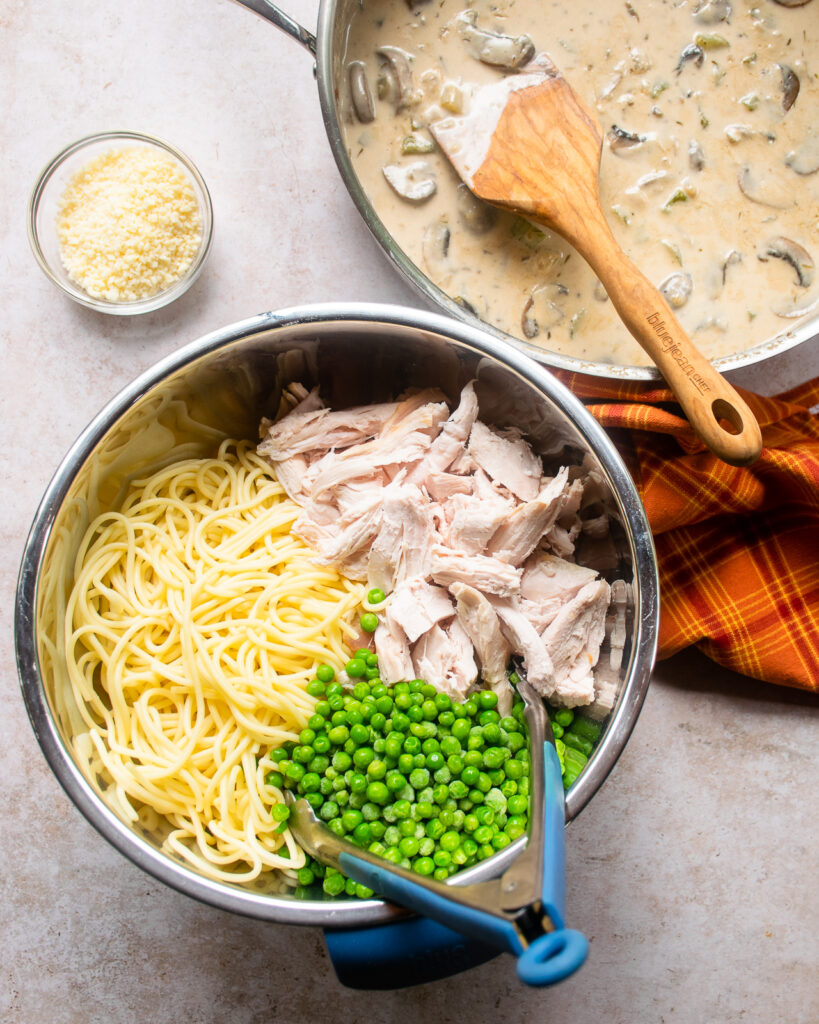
{"left": 456, "top": 184, "right": 497, "bottom": 235}
{"left": 659, "top": 271, "right": 693, "bottom": 309}
{"left": 688, "top": 140, "right": 706, "bottom": 171}
{"left": 737, "top": 165, "right": 794, "bottom": 209}
{"left": 349, "top": 61, "right": 376, "bottom": 124}
{"left": 455, "top": 10, "right": 536, "bottom": 70}
{"left": 692, "top": 0, "right": 732, "bottom": 23}
{"left": 607, "top": 125, "right": 648, "bottom": 153}
{"left": 521, "top": 283, "right": 569, "bottom": 338}
{"left": 779, "top": 64, "right": 800, "bottom": 112}
{"left": 786, "top": 136, "right": 819, "bottom": 177}
{"left": 422, "top": 220, "right": 452, "bottom": 270}
{"left": 758, "top": 237, "right": 814, "bottom": 288}
{"left": 383, "top": 161, "right": 437, "bottom": 202}
{"left": 675, "top": 43, "right": 705, "bottom": 74}
{"left": 376, "top": 46, "right": 416, "bottom": 112}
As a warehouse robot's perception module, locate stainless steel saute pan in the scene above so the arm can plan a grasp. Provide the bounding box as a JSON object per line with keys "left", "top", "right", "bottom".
{"left": 231, "top": 0, "right": 819, "bottom": 382}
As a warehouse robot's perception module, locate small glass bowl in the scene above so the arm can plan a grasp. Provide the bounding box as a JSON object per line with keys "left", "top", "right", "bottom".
{"left": 28, "top": 130, "right": 214, "bottom": 315}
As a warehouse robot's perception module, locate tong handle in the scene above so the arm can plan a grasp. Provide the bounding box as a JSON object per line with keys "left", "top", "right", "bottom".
{"left": 338, "top": 851, "right": 522, "bottom": 954}
{"left": 514, "top": 741, "right": 588, "bottom": 986}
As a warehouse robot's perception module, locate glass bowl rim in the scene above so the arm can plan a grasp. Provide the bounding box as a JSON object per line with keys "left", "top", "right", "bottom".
{"left": 27, "top": 129, "right": 214, "bottom": 316}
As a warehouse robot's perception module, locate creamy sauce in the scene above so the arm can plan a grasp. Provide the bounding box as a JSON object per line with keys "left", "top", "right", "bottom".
{"left": 341, "top": 0, "right": 819, "bottom": 367}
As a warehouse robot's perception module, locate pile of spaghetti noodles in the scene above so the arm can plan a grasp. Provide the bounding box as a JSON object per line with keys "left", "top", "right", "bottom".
{"left": 64, "top": 439, "right": 366, "bottom": 884}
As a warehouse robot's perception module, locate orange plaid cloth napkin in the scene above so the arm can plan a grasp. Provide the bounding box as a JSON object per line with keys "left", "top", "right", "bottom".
{"left": 554, "top": 371, "right": 819, "bottom": 691}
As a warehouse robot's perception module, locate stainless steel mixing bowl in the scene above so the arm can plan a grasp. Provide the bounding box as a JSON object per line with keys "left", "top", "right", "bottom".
{"left": 232, "top": 0, "right": 819, "bottom": 381}
{"left": 15, "top": 303, "right": 658, "bottom": 928}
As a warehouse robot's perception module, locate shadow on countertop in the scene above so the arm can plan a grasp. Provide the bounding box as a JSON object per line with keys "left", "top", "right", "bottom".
{"left": 654, "top": 645, "right": 819, "bottom": 709}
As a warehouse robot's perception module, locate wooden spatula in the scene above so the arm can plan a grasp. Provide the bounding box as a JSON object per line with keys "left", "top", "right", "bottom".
{"left": 431, "top": 55, "right": 762, "bottom": 467}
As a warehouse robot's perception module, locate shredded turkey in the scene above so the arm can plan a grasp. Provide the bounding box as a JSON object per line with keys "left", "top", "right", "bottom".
{"left": 257, "top": 382, "right": 614, "bottom": 708}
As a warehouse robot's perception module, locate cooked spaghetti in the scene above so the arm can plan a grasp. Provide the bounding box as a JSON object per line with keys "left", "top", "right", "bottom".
{"left": 64, "top": 439, "right": 366, "bottom": 883}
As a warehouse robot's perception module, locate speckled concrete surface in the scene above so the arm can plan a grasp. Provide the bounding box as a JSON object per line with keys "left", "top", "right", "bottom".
{"left": 2, "top": 3, "right": 818, "bottom": 1022}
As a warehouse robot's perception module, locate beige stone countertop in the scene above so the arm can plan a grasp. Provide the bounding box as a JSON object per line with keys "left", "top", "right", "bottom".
{"left": 2, "top": 3, "right": 817, "bottom": 1022}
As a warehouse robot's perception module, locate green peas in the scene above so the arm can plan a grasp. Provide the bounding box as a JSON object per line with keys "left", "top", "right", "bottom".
{"left": 460, "top": 765, "right": 479, "bottom": 787}
{"left": 319, "top": 800, "right": 339, "bottom": 821}
{"left": 315, "top": 663, "right": 335, "bottom": 683}
{"left": 385, "top": 734, "right": 404, "bottom": 760}
{"left": 403, "top": 735, "right": 421, "bottom": 755}
{"left": 375, "top": 695, "right": 393, "bottom": 715}
{"left": 482, "top": 723, "right": 501, "bottom": 745}
{"left": 306, "top": 680, "right": 326, "bottom": 697}
{"left": 413, "top": 856, "right": 435, "bottom": 876}
{"left": 349, "top": 723, "right": 370, "bottom": 746}
{"left": 367, "top": 760, "right": 387, "bottom": 780}
{"left": 285, "top": 762, "right": 305, "bottom": 782}
{"left": 386, "top": 770, "right": 407, "bottom": 792}
{"left": 392, "top": 799, "right": 412, "bottom": 819}
{"left": 399, "top": 836, "right": 420, "bottom": 857}
{"left": 483, "top": 747, "right": 506, "bottom": 770}
{"left": 478, "top": 709, "right": 500, "bottom": 726}
{"left": 353, "top": 747, "right": 375, "bottom": 770}
{"left": 421, "top": 699, "right": 438, "bottom": 721}
{"left": 425, "top": 817, "right": 445, "bottom": 840}
{"left": 313, "top": 734, "right": 331, "bottom": 754}
{"left": 451, "top": 718, "right": 471, "bottom": 741}
{"left": 349, "top": 772, "right": 368, "bottom": 794}
{"left": 366, "top": 781, "right": 390, "bottom": 804}
{"left": 474, "top": 825, "right": 494, "bottom": 845}
{"left": 554, "top": 708, "right": 574, "bottom": 728}
{"left": 447, "top": 754, "right": 465, "bottom": 775}
{"left": 341, "top": 809, "right": 363, "bottom": 832}
{"left": 507, "top": 733, "right": 526, "bottom": 753}
{"left": 345, "top": 658, "right": 366, "bottom": 678}
{"left": 322, "top": 872, "right": 345, "bottom": 896}
{"left": 474, "top": 805, "right": 495, "bottom": 826}
{"left": 398, "top": 753, "right": 414, "bottom": 774}
{"left": 367, "top": 587, "right": 386, "bottom": 605}
{"left": 360, "top": 612, "right": 379, "bottom": 633}
{"left": 265, "top": 770, "right": 283, "bottom": 788}
{"left": 440, "top": 735, "right": 461, "bottom": 757}
{"left": 297, "top": 866, "right": 315, "bottom": 886}
{"left": 478, "top": 690, "right": 498, "bottom": 710}
{"left": 440, "top": 830, "right": 460, "bottom": 852}
{"left": 449, "top": 780, "right": 468, "bottom": 800}
{"left": 507, "top": 794, "right": 528, "bottom": 816}
{"left": 409, "top": 768, "right": 430, "bottom": 790}
{"left": 271, "top": 803, "right": 290, "bottom": 822}
{"left": 301, "top": 772, "right": 321, "bottom": 793}
{"left": 505, "top": 758, "right": 524, "bottom": 780}
{"left": 370, "top": 712, "right": 387, "bottom": 733}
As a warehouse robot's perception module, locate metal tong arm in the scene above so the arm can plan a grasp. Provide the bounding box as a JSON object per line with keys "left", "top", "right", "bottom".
{"left": 288, "top": 797, "right": 534, "bottom": 956}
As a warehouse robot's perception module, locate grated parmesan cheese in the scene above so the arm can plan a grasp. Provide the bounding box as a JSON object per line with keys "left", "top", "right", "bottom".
{"left": 57, "top": 146, "right": 202, "bottom": 303}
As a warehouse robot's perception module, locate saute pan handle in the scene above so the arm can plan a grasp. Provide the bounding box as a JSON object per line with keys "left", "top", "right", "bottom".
{"left": 229, "top": 0, "right": 317, "bottom": 56}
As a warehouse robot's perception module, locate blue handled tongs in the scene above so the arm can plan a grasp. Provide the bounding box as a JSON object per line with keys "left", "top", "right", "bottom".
{"left": 287, "top": 671, "right": 588, "bottom": 987}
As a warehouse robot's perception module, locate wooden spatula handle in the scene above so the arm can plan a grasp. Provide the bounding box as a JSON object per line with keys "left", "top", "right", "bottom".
{"left": 567, "top": 214, "right": 763, "bottom": 467}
